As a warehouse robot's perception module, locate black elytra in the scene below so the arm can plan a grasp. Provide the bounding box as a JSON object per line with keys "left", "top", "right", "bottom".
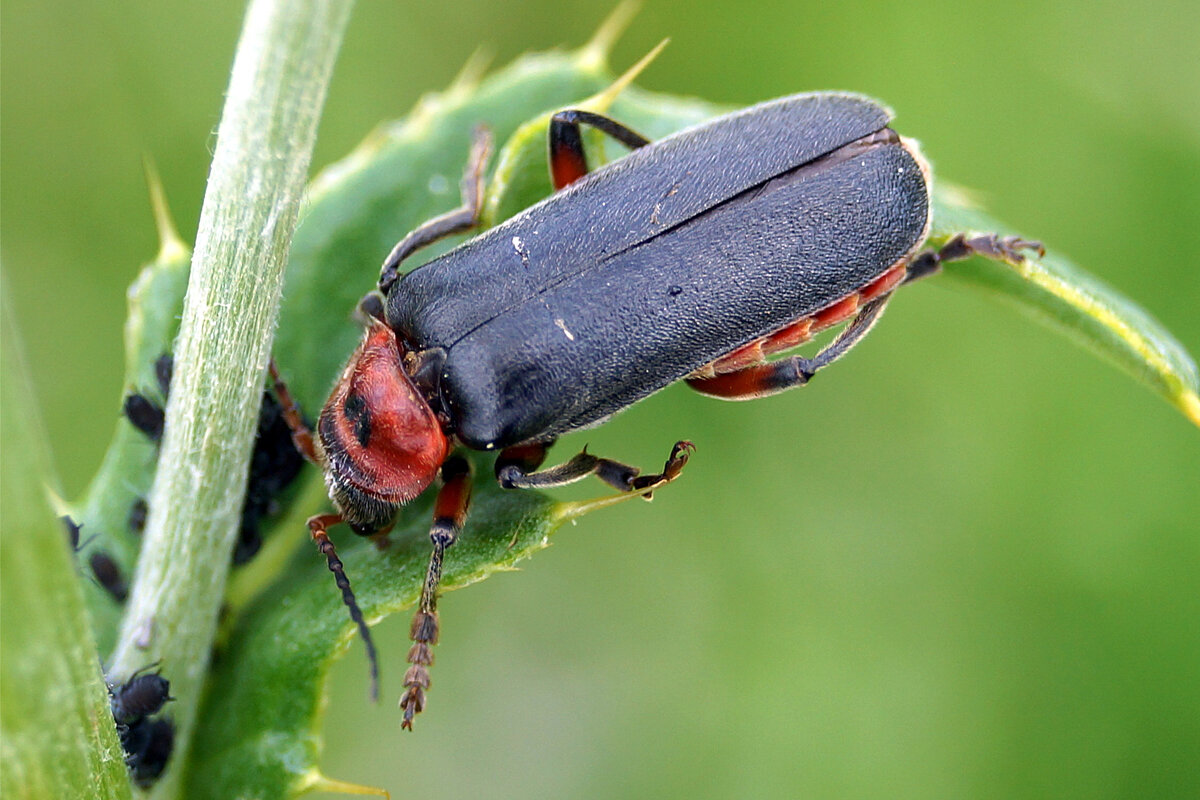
{"left": 387, "top": 94, "right": 930, "bottom": 448}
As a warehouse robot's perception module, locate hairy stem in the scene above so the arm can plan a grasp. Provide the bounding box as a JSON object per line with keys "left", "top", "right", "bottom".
{"left": 107, "top": 0, "right": 355, "bottom": 796}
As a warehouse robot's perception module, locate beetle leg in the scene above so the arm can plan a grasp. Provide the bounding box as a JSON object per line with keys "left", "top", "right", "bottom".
{"left": 496, "top": 440, "right": 694, "bottom": 495}
{"left": 309, "top": 512, "right": 380, "bottom": 702}
{"left": 549, "top": 109, "right": 650, "bottom": 190}
{"left": 497, "top": 444, "right": 637, "bottom": 491}
{"left": 905, "top": 233, "right": 1045, "bottom": 284}
{"left": 400, "top": 454, "right": 473, "bottom": 731}
{"left": 267, "top": 360, "right": 319, "bottom": 465}
{"left": 378, "top": 126, "right": 493, "bottom": 294}
{"left": 687, "top": 296, "right": 892, "bottom": 400}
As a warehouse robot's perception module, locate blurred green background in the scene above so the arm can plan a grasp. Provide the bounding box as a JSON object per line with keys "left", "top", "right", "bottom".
{"left": 3, "top": 0, "right": 1198, "bottom": 798}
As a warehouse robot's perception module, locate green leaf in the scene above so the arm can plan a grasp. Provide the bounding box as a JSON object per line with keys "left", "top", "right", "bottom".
{"left": 928, "top": 191, "right": 1200, "bottom": 426}
{"left": 1, "top": 277, "right": 133, "bottom": 800}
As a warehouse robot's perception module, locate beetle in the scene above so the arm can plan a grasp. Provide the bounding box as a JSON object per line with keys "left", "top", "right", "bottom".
{"left": 270, "top": 91, "right": 1042, "bottom": 730}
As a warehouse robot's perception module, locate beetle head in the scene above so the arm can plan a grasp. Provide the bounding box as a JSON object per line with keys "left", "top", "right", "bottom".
{"left": 318, "top": 320, "right": 450, "bottom": 528}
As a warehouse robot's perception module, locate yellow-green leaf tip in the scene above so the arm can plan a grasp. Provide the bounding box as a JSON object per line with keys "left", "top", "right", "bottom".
{"left": 580, "top": 1, "right": 641, "bottom": 71}
{"left": 582, "top": 37, "right": 669, "bottom": 114}
{"left": 143, "top": 156, "right": 190, "bottom": 263}
{"left": 1180, "top": 391, "right": 1200, "bottom": 429}
{"left": 301, "top": 770, "right": 390, "bottom": 798}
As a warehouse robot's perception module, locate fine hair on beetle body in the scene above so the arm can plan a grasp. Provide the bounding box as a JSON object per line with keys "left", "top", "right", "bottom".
{"left": 270, "top": 91, "right": 1041, "bottom": 731}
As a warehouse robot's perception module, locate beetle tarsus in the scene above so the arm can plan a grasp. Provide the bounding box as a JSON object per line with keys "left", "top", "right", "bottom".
{"left": 906, "top": 233, "right": 1045, "bottom": 284}
{"left": 630, "top": 439, "right": 695, "bottom": 498}
{"left": 951, "top": 233, "right": 1044, "bottom": 264}
{"left": 401, "top": 457, "right": 472, "bottom": 730}
{"left": 400, "top": 538, "right": 449, "bottom": 731}
{"left": 400, "top": 608, "right": 437, "bottom": 730}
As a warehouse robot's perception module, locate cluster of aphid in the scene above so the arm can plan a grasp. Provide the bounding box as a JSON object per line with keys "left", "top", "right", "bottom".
{"left": 107, "top": 665, "right": 175, "bottom": 787}
{"left": 80, "top": 353, "right": 307, "bottom": 606}
{"left": 122, "top": 353, "right": 307, "bottom": 564}
{"left": 64, "top": 518, "right": 175, "bottom": 787}
{"left": 67, "top": 352, "right": 307, "bottom": 786}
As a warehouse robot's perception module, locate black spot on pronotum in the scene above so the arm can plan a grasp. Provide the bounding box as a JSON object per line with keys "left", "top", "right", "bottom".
{"left": 343, "top": 391, "right": 372, "bottom": 448}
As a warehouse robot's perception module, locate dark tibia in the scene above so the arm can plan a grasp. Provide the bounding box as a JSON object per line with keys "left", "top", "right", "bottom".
{"left": 496, "top": 440, "right": 693, "bottom": 496}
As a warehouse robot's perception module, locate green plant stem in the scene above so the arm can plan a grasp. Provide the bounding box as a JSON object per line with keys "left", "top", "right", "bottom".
{"left": 106, "top": 0, "right": 354, "bottom": 796}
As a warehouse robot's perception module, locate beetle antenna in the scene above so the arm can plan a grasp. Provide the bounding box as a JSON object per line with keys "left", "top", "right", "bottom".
{"left": 309, "top": 514, "right": 379, "bottom": 701}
